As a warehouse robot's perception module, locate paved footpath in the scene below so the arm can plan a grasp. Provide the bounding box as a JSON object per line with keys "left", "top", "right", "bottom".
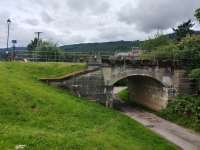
{"left": 121, "top": 106, "right": 200, "bottom": 150}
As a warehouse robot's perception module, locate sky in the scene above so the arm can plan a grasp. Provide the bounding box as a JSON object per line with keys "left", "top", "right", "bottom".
{"left": 0, "top": 0, "right": 199, "bottom": 48}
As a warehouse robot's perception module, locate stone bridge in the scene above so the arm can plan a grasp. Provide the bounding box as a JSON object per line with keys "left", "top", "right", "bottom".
{"left": 41, "top": 62, "right": 193, "bottom": 111}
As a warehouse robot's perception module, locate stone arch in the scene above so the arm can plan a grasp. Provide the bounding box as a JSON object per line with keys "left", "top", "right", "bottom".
{"left": 112, "top": 74, "right": 170, "bottom": 111}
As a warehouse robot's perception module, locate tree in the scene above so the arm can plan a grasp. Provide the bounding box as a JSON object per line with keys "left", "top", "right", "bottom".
{"left": 173, "top": 20, "right": 194, "bottom": 41}
{"left": 27, "top": 38, "right": 41, "bottom": 51}
{"left": 195, "top": 8, "right": 200, "bottom": 23}
{"left": 177, "top": 35, "right": 200, "bottom": 69}
{"left": 34, "top": 41, "right": 64, "bottom": 61}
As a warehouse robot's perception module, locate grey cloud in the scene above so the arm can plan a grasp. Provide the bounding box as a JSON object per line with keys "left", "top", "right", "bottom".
{"left": 118, "top": 0, "right": 200, "bottom": 33}
{"left": 98, "top": 27, "right": 129, "bottom": 41}
{"left": 24, "top": 18, "right": 40, "bottom": 26}
{"left": 68, "top": 34, "right": 86, "bottom": 44}
{"left": 33, "top": 0, "right": 61, "bottom": 10}
{"left": 67, "top": 0, "right": 110, "bottom": 14}
{"left": 95, "top": 24, "right": 146, "bottom": 42}
{"left": 41, "top": 11, "right": 54, "bottom": 24}
{"left": 0, "top": 11, "right": 11, "bottom": 21}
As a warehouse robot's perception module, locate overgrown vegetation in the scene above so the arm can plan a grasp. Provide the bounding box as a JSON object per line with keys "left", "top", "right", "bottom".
{"left": 160, "top": 96, "right": 200, "bottom": 132}
{"left": 195, "top": 8, "right": 200, "bottom": 23}
{"left": 141, "top": 32, "right": 173, "bottom": 51}
{"left": 0, "top": 62, "right": 178, "bottom": 149}
{"left": 190, "top": 68, "right": 200, "bottom": 91}
{"left": 27, "top": 39, "right": 64, "bottom": 61}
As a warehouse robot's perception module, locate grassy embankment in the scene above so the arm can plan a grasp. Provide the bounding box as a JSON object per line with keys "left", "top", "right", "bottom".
{"left": 0, "top": 62, "right": 178, "bottom": 150}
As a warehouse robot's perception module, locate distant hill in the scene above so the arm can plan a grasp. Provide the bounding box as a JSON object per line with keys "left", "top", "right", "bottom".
{"left": 0, "top": 47, "right": 27, "bottom": 52}
{"left": 0, "top": 41, "right": 141, "bottom": 53}
{"left": 1, "top": 31, "right": 200, "bottom": 53}
{"left": 60, "top": 41, "right": 141, "bottom": 53}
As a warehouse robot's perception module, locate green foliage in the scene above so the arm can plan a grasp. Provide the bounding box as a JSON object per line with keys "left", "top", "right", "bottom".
{"left": 0, "top": 62, "right": 178, "bottom": 149}
{"left": 189, "top": 68, "right": 200, "bottom": 90}
{"left": 177, "top": 35, "right": 200, "bottom": 68}
{"left": 173, "top": 20, "right": 194, "bottom": 41}
{"left": 178, "top": 35, "right": 200, "bottom": 50}
{"left": 195, "top": 8, "right": 200, "bottom": 24}
{"left": 141, "top": 33, "right": 172, "bottom": 51}
{"left": 190, "top": 68, "right": 200, "bottom": 79}
{"left": 160, "top": 96, "right": 200, "bottom": 131}
{"left": 27, "top": 38, "right": 41, "bottom": 51}
{"left": 140, "top": 34, "right": 200, "bottom": 66}
{"left": 27, "top": 39, "right": 64, "bottom": 61}
{"left": 118, "top": 88, "right": 129, "bottom": 102}
{"left": 140, "top": 43, "right": 178, "bottom": 60}
{"left": 34, "top": 41, "right": 64, "bottom": 61}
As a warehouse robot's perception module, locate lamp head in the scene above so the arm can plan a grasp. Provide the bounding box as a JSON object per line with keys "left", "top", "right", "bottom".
{"left": 7, "top": 19, "right": 11, "bottom": 24}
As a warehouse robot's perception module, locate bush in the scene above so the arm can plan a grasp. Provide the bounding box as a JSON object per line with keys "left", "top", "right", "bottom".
{"left": 33, "top": 41, "right": 64, "bottom": 61}
{"left": 189, "top": 68, "right": 200, "bottom": 91}
{"left": 140, "top": 35, "right": 200, "bottom": 65}
{"left": 141, "top": 33, "right": 172, "bottom": 51}
{"left": 177, "top": 35, "right": 200, "bottom": 69}
{"left": 140, "top": 43, "right": 179, "bottom": 60}
{"left": 160, "top": 96, "right": 200, "bottom": 131}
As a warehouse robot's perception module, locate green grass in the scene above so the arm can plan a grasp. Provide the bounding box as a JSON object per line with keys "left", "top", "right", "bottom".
{"left": 0, "top": 62, "right": 178, "bottom": 150}
{"left": 118, "top": 88, "right": 129, "bottom": 102}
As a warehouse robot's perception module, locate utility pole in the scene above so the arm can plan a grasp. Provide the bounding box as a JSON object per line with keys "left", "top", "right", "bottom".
{"left": 35, "top": 32, "right": 43, "bottom": 41}
{"left": 34, "top": 32, "right": 43, "bottom": 62}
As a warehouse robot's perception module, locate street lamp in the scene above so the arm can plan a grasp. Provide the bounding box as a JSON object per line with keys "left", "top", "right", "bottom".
{"left": 6, "top": 19, "right": 11, "bottom": 52}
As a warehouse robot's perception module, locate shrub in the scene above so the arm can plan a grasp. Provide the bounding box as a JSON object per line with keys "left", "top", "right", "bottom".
{"left": 141, "top": 33, "right": 172, "bottom": 51}
{"left": 160, "top": 96, "right": 200, "bottom": 131}
{"left": 189, "top": 68, "right": 200, "bottom": 91}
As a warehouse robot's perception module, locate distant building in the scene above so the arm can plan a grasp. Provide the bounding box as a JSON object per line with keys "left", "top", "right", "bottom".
{"left": 112, "top": 48, "right": 143, "bottom": 60}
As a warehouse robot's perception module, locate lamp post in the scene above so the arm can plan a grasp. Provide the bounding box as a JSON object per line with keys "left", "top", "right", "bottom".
{"left": 6, "top": 19, "right": 11, "bottom": 52}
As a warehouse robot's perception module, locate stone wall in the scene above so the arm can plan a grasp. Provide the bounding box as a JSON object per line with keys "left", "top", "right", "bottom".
{"left": 49, "top": 69, "right": 110, "bottom": 104}
{"left": 127, "top": 76, "right": 169, "bottom": 111}
{"left": 173, "top": 70, "right": 195, "bottom": 95}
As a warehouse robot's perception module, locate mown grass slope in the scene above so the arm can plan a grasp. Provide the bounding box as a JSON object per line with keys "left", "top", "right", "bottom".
{"left": 0, "top": 62, "right": 178, "bottom": 150}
